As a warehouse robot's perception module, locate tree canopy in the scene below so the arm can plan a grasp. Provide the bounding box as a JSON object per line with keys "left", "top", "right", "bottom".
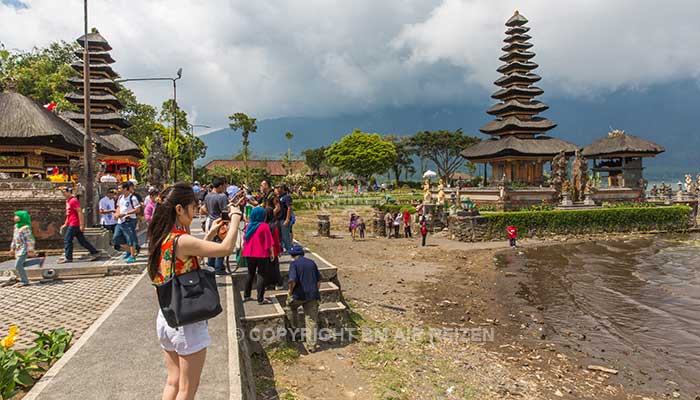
{"left": 325, "top": 129, "right": 397, "bottom": 182}
{"left": 384, "top": 135, "right": 415, "bottom": 184}
{"left": 410, "top": 129, "right": 480, "bottom": 182}
{"left": 0, "top": 41, "right": 78, "bottom": 109}
{"left": 302, "top": 146, "right": 328, "bottom": 175}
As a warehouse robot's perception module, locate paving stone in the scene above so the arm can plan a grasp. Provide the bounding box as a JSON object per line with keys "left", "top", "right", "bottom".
{"left": 0, "top": 274, "right": 139, "bottom": 349}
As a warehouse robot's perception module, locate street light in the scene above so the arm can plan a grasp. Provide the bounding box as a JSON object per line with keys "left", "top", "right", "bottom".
{"left": 116, "top": 67, "right": 183, "bottom": 182}
{"left": 189, "top": 124, "right": 210, "bottom": 182}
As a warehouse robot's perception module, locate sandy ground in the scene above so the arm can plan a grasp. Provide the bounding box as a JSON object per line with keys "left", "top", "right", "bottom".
{"left": 262, "top": 206, "right": 666, "bottom": 400}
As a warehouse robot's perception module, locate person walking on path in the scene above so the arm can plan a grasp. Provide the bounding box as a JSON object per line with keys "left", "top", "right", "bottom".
{"left": 384, "top": 211, "right": 393, "bottom": 238}
{"left": 112, "top": 183, "right": 139, "bottom": 264}
{"left": 358, "top": 216, "right": 366, "bottom": 240}
{"left": 143, "top": 187, "right": 160, "bottom": 224}
{"left": 99, "top": 189, "right": 117, "bottom": 235}
{"left": 402, "top": 209, "right": 412, "bottom": 238}
{"left": 10, "top": 211, "right": 45, "bottom": 285}
{"left": 507, "top": 225, "right": 518, "bottom": 248}
{"left": 278, "top": 184, "right": 294, "bottom": 252}
{"left": 148, "top": 182, "right": 242, "bottom": 400}
{"left": 349, "top": 213, "right": 358, "bottom": 240}
{"left": 420, "top": 216, "right": 428, "bottom": 247}
{"left": 286, "top": 244, "right": 321, "bottom": 353}
{"left": 201, "top": 178, "right": 229, "bottom": 274}
{"left": 58, "top": 187, "right": 100, "bottom": 264}
{"left": 242, "top": 207, "right": 275, "bottom": 304}
{"left": 393, "top": 212, "right": 401, "bottom": 238}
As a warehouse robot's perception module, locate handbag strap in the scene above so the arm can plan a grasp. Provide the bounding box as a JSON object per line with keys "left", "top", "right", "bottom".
{"left": 168, "top": 235, "right": 180, "bottom": 280}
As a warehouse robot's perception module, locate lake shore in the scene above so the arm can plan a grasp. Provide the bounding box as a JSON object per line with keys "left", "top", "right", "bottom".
{"left": 264, "top": 207, "right": 678, "bottom": 399}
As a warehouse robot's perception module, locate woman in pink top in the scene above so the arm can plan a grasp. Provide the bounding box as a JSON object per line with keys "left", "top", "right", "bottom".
{"left": 144, "top": 189, "right": 160, "bottom": 223}
{"left": 242, "top": 207, "right": 274, "bottom": 304}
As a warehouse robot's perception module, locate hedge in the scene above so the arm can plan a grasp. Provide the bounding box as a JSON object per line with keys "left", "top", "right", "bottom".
{"left": 376, "top": 204, "right": 417, "bottom": 214}
{"left": 481, "top": 205, "right": 692, "bottom": 239}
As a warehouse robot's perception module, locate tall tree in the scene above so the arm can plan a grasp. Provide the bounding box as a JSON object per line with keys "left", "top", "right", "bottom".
{"left": 384, "top": 135, "right": 415, "bottom": 185}
{"left": 410, "top": 129, "right": 480, "bottom": 183}
{"left": 302, "top": 146, "right": 328, "bottom": 176}
{"left": 325, "top": 129, "right": 397, "bottom": 183}
{"left": 228, "top": 112, "right": 258, "bottom": 184}
{"left": 0, "top": 41, "right": 78, "bottom": 109}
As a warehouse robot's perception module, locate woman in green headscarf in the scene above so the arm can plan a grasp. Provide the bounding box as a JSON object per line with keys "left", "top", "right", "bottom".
{"left": 9, "top": 211, "right": 45, "bottom": 286}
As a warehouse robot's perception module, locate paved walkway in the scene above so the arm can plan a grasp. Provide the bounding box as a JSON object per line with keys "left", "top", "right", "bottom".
{"left": 23, "top": 217, "right": 237, "bottom": 400}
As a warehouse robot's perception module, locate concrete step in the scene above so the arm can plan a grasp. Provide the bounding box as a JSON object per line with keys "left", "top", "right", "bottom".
{"left": 264, "top": 281, "right": 342, "bottom": 304}
{"left": 230, "top": 261, "right": 338, "bottom": 290}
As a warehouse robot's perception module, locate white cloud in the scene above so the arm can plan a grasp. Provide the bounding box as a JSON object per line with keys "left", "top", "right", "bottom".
{"left": 2, "top": 0, "right": 700, "bottom": 128}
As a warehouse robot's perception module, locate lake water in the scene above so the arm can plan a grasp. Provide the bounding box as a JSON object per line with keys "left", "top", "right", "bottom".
{"left": 499, "top": 234, "right": 700, "bottom": 396}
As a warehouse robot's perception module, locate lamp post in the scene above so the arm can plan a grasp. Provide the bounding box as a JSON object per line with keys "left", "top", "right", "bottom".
{"left": 116, "top": 68, "right": 182, "bottom": 182}
{"left": 189, "top": 124, "right": 210, "bottom": 182}
{"left": 82, "top": 0, "right": 95, "bottom": 226}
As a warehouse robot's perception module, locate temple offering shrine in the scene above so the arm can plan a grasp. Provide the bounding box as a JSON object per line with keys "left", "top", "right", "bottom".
{"left": 582, "top": 129, "right": 664, "bottom": 202}
{"left": 460, "top": 11, "right": 577, "bottom": 207}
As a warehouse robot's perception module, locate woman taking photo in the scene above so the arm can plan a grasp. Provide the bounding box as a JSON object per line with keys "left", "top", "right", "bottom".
{"left": 242, "top": 207, "right": 275, "bottom": 304}
{"left": 148, "top": 183, "right": 242, "bottom": 400}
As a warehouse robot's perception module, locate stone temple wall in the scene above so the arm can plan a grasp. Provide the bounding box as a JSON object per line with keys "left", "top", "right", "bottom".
{"left": 0, "top": 180, "right": 67, "bottom": 249}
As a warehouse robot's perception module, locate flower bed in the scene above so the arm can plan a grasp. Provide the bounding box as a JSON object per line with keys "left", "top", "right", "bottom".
{"left": 0, "top": 326, "right": 73, "bottom": 399}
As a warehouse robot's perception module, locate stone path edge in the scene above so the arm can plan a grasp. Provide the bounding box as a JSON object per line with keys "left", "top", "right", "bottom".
{"left": 23, "top": 271, "right": 147, "bottom": 400}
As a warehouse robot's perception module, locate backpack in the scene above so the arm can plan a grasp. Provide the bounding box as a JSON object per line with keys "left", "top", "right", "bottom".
{"left": 128, "top": 193, "right": 144, "bottom": 216}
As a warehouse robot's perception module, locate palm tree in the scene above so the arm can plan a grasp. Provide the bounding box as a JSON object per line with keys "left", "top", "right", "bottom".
{"left": 228, "top": 112, "right": 258, "bottom": 184}
{"left": 285, "top": 131, "right": 294, "bottom": 174}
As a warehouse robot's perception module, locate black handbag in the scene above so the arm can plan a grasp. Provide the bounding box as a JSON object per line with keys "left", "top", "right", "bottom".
{"left": 155, "top": 236, "right": 223, "bottom": 328}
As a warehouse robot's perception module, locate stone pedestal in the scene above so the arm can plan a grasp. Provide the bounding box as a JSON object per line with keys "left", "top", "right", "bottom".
{"left": 583, "top": 195, "right": 595, "bottom": 206}
{"left": 560, "top": 193, "right": 573, "bottom": 206}
{"left": 73, "top": 227, "right": 115, "bottom": 256}
{"left": 448, "top": 215, "right": 489, "bottom": 242}
{"left": 317, "top": 214, "right": 331, "bottom": 237}
{"left": 373, "top": 211, "right": 387, "bottom": 237}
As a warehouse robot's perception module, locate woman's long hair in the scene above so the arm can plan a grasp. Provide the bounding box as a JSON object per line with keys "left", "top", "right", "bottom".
{"left": 147, "top": 182, "right": 197, "bottom": 281}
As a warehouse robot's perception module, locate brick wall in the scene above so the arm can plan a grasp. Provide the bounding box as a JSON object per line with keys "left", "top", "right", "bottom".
{"left": 0, "top": 180, "right": 67, "bottom": 249}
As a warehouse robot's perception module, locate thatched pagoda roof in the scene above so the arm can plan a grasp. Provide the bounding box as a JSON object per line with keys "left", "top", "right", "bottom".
{"left": 486, "top": 99, "right": 549, "bottom": 116}
{"left": 480, "top": 116, "right": 556, "bottom": 135}
{"left": 76, "top": 29, "right": 112, "bottom": 51}
{"left": 581, "top": 131, "right": 664, "bottom": 158}
{"left": 64, "top": 92, "right": 123, "bottom": 108}
{"left": 61, "top": 111, "right": 131, "bottom": 129}
{"left": 0, "top": 92, "right": 83, "bottom": 151}
{"left": 74, "top": 50, "right": 115, "bottom": 64}
{"left": 461, "top": 135, "right": 578, "bottom": 161}
{"left": 70, "top": 61, "right": 118, "bottom": 78}
{"left": 491, "top": 86, "right": 543, "bottom": 100}
{"left": 67, "top": 76, "right": 119, "bottom": 92}
{"left": 98, "top": 131, "right": 142, "bottom": 158}
{"left": 506, "top": 10, "right": 528, "bottom": 27}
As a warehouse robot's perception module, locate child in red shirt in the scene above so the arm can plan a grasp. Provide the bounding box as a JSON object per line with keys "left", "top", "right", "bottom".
{"left": 507, "top": 225, "right": 517, "bottom": 248}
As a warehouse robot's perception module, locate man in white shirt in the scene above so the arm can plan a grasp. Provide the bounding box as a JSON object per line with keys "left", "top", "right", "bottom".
{"left": 99, "top": 189, "right": 117, "bottom": 234}
{"left": 113, "top": 182, "right": 140, "bottom": 263}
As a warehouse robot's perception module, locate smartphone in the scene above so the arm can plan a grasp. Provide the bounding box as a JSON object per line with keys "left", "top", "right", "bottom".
{"left": 221, "top": 210, "right": 230, "bottom": 221}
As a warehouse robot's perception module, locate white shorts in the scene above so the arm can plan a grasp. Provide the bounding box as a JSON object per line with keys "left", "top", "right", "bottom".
{"left": 156, "top": 310, "right": 211, "bottom": 356}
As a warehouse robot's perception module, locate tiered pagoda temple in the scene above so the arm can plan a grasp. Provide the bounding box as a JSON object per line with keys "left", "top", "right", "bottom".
{"left": 462, "top": 11, "right": 576, "bottom": 186}
{"left": 62, "top": 28, "right": 141, "bottom": 182}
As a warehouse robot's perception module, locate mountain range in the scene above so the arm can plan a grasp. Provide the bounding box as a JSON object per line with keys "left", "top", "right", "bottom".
{"left": 199, "top": 79, "right": 700, "bottom": 181}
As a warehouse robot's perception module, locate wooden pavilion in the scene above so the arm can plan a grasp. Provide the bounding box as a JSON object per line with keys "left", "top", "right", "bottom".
{"left": 461, "top": 11, "right": 576, "bottom": 186}
{"left": 582, "top": 130, "right": 664, "bottom": 189}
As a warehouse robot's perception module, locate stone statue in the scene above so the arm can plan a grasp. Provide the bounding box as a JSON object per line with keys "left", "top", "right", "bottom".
{"left": 685, "top": 174, "right": 693, "bottom": 193}
{"left": 498, "top": 185, "right": 507, "bottom": 202}
{"left": 550, "top": 151, "right": 568, "bottom": 199}
{"left": 422, "top": 179, "right": 431, "bottom": 204}
{"left": 437, "top": 179, "right": 446, "bottom": 205}
{"left": 571, "top": 150, "right": 588, "bottom": 202}
{"left": 147, "top": 134, "right": 167, "bottom": 189}
{"left": 649, "top": 184, "right": 658, "bottom": 197}
{"left": 584, "top": 178, "right": 594, "bottom": 195}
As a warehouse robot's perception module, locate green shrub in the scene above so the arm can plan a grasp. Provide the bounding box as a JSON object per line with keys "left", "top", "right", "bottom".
{"left": 481, "top": 205, "right": 691, "bottom": 240}
{"left": 376, "top": 204, "right": 417, "bottom": 214}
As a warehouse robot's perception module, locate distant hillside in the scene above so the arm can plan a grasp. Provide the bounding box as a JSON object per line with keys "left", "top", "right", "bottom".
{"left": 200, "top": 79, "right": 700, "bottom": 181}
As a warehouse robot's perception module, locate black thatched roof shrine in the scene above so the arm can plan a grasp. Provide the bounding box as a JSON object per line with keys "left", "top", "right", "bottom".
{"left": 581, "top": 131, "right": 665, "bottom": 158}
{"left": 0, "top": 92, "right": 83, "bottom": 151}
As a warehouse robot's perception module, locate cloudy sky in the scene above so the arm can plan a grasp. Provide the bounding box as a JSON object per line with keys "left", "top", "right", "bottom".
{"left": 2, "top": 0, "right": 700, "bottom": 132}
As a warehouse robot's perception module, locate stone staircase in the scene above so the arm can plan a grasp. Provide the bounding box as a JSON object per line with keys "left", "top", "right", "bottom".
{"left": 231, "top": 251, "right": 351, "bottom": 349}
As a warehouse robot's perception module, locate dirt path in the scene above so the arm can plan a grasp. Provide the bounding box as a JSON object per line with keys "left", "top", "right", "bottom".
{"left": 264, "top": 207, "right": 660, "bottom": 399}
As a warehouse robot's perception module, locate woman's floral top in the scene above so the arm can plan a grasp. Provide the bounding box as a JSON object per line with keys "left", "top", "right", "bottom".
{"left": 11, "top": 226, "right": 34, "bottom": 257}
{"left": 152, "top": 225, "right": 199, "bottom": 285}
